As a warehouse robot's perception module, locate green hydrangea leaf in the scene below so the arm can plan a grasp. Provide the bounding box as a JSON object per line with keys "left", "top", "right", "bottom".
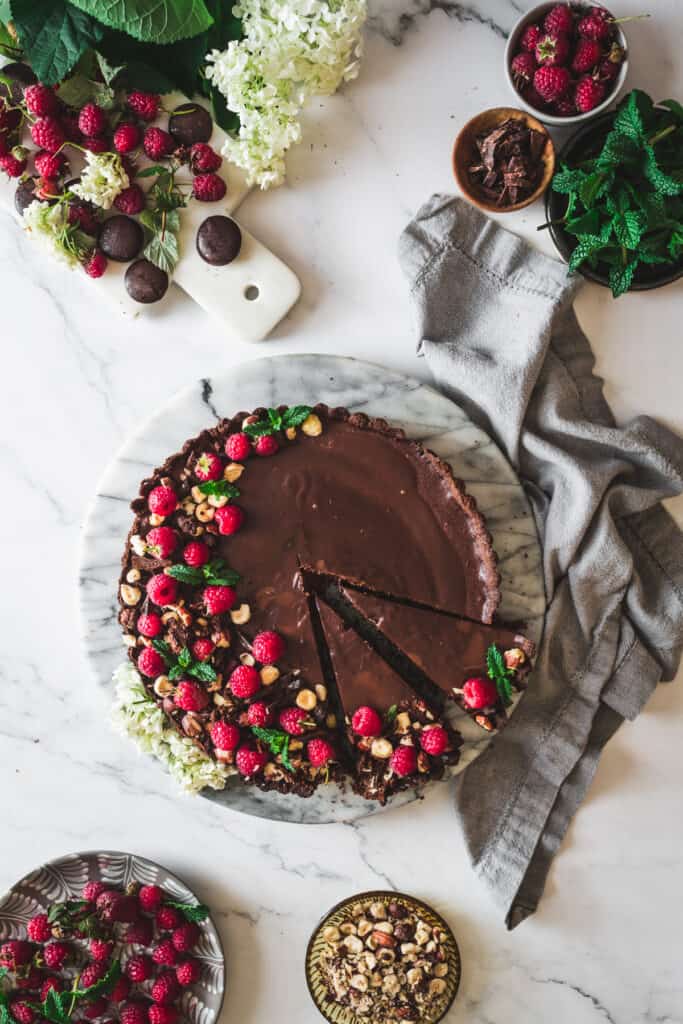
{"left": 10, "top": 0, "right": 103, "bottom": 84}
{"left": 67, "top": 0, "right": 213, "bottom": 45}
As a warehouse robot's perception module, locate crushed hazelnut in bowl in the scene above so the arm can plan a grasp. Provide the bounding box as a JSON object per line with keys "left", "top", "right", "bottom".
{"left": 306, "top": 891, "right": 461, "bottom": 1022}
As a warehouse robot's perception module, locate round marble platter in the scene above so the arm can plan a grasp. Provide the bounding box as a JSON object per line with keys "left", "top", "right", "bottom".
{"left": 0, "top": 850, "right": 225, "bottom": 1024}
{"left": 79, "top": 354, "right": 546, "bottom": 823}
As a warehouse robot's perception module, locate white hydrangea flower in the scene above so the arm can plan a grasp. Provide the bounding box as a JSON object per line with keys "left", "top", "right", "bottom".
{"left": 111, "top": 663, "right": 233, "bottom": 795}
{"left": 22, "top": 200, "right": 79, "bottom": 266}
{"left": 72, "top": 151, "right": 130, "bottom": 210}
{"left": 206, "top": 0, "right": 367, "bottom": 188}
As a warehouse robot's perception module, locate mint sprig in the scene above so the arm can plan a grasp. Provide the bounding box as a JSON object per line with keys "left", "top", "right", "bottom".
{"left": 251, "top": 726, "right": 294, "bottom": 772}
{"left": 163, "top": 900, "right": 209, "bottom": 923}
{"left": 486, "top": 645, "right": 514, "bottom": 707}
{"left": 243, "top": 405, "right": 312, "bottom": 439}
{"left": 166, "top": 558, "right": 240, "bottom": 588}
{"left": 197, "top": 481, "right": 240, "bottom": 499}
{"left": 152, "top": 639, "right": 217, "bottom": 684}
{"left": 26, "top": 960, "right": 122, "bottom": 1024}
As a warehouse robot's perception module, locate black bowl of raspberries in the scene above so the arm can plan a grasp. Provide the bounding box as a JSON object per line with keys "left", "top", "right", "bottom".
{"left": 505, "top": 2, "right": 630, "bottom": 126}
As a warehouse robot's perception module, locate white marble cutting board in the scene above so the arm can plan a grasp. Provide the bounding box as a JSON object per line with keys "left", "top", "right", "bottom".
{"left": 78, "top": 354, "right": 546, "bottom": 823}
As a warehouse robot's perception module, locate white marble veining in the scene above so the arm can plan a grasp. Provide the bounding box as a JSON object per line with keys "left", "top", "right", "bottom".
{"left": 2, "top": 0, "right": 683, "bottom": 1020}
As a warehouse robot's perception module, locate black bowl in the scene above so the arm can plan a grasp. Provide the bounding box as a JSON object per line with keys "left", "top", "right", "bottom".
{"left": 545, "top": 112, "right": 683, "bottom": 292}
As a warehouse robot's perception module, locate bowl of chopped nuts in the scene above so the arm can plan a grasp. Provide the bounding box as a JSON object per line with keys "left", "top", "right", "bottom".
{"left": 306, "top": 890, "right": 461, "bottom": 1023}
{"left": 453, "top": 107, "right": 555, "bottom": 213}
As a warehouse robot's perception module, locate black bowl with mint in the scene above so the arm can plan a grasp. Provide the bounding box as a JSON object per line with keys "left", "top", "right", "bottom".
{"left": 544, "top": 89, "right": 683, "bottom": 296}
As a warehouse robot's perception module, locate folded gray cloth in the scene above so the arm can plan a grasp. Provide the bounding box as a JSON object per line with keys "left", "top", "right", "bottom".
{"left": 398, "top": 195, "right": 683, "bottom": 929}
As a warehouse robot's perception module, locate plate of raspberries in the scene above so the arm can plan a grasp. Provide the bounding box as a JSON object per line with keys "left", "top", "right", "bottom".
{"left": 505, "top": 2, "right": 633, "bottom": 125}
{"left": 0, "top": 852, "right": 224, "bottom": 1024}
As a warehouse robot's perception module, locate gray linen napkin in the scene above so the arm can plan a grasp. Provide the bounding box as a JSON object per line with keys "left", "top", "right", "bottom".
{"left": 398, "top": 195, "right": 683, "bottom": 929}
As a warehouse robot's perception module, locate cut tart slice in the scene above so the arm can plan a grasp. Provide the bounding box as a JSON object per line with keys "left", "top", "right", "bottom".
{"left": 314, "top": 597, "right": 461, "bottom": 804}
{"left": 340, "top": 586, "right": 535, "bottom": 729}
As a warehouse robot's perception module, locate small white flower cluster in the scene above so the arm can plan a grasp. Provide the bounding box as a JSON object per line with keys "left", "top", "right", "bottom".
{"left": 22, "top": 200, "right": 77, "bottom": 265}
{"left": 72, "top": 151, "right": 130, "bottom": 210}
{"left": 111, "top": 663, "right": 234, "bottom": 795}
{"left": 206, "top": 0, "right": 367, "bottom": 188}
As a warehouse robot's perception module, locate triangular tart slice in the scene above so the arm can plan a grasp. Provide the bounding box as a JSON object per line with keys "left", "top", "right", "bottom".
{"left": 315, "top": 598, "right": 461, "bottom": 804}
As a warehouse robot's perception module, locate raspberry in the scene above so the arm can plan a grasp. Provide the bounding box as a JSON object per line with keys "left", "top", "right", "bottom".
{"left": 151, "top": 940, "right": 177, "bottom": 967}
{"left": 252, "top": 630, "right": 285, "bottom": 665}
{"left": 148, "top": 485, "right": 177, "bottom": 516}
{"left": 139, "top": 882, "right": 165, "bottom": 913}
{"left": 27, "top": 914, "right": 51, "bottom": 942}
{"left": 577, "top": 12, "right": 610, "bottom": 40}
{"left": 390, "top": 745, "right": 417, "bottom": 777}
{"left": 10, "top": 999, "right": 35, "bottom": 1024}
{"left": 111, "top": 976, "right": 132, "bottom": 1003}
{"left": 174, "top": 680, "right": 209, "bottom": 712}
{"left": 228, "top": 664, "right": 260, "bottom": 699}
{"left": 543, "top": 3, "right": 574, "bottom": 35}
{"left": 510, "top": 51, "right": 536, "bottom": 84}
{"left": 43, "top": 942, "right": 70, "bottom": 970}
{"left": 420, "top": 725, "right": 449, "bottom": 756}
{"left": 1, "top": 940, "right": 33, "bottom": 969}
{"left": 156, "top": 907, "right": 182, "bottom": 932}
{"left": 34, "top": 151, "right": 63, "bottom": 179}
{"left": 89, "top": 939, "right": 113, "bottom": 962}
{"left": 224, "top": 433, "right": 251, "bottom": 461}
{"left": 30, "top": 117, "right": 64, "bottom": 153}
{"left": 554, "top": 94, "right": 577, "bottom": 116}
{"left": 519, "top": 23, "right": 542, "bottom": 52}
{"left": 203, "top": 584, "right": 236, "bottom": 615}
{"left": 78, "top": 103, "right": 107, "bottom": 137}
{"left": 137, "top": 613, "right": 162, "bottom": 638}
{"left": 83, "top": 136, "right": 109, "bottom": 154}
{"left": 575, "top": 75, "right": 606, "bottom": 112}
{"left": 120, "top": 1002, "right": 148, "bottom": 1024}
{"left": 24, "top": 83, "right": 57, "bottom": 116}
{"left": 96, "top": 891, "right": 139, "bottom": 924}
{"left": 254, "top": 434, "right": 279, "bottom": 457}
{"left": 40, "top": 977, "right": 63, "bottom": 1001}
{"left": 461, "top": 677, "right": 498, "bottom": 709}
{"left": 149, "top": 1006, "right": 178, "bottom": 1024}
{"left": 143, "top": 127, "right": 174, "bottom": 160}
{"left": 146, "top": 573, "right": 179, "bottom": 607}
{"left": 83, "top": 998, "right": 109, "bottom": 1020}
{"left": 192, "top": 638, "right": 214, "bottom": 662}
{"left": 127, "top": 91, "right": 160, "bottom": 122}
{"left": 0, "top": 151, "right": 27, "bottom": 177}
{"left": 533, "top": 65, "right": 570, "bottom": 102}
{"left": 0, "top": 136, "right": 7, "bottom": 158}
{"left": 215, "top": 504, "right": 244, "bottom": 535}
{"left": 0, "top": 100, "right": 20, "bottom": 134}
{"left": 598, "top": 56, "right": 621, "bottom": 81}
{"left": 68, "top": 203, "right": 99, "bottom": 235}
{"left": 279, "top": 707, "right": 307, "bottom": 736}
{"left": 79, "top": 962, "right": 106, "bottom": 988}
{"left": 150, "top": 971, "right": 179, "bottom": 1004}
{"left": 246, "top": 701, "right": 272, "bottom": 727}
{"left": 125, "top": 954, "right": 153, "bottom": 982}
{"left": 171, "top": 923, "right": 199, "bottom": 954}
{"left": 189, "top": 143, "right": 222, "bottom": 174}
{"left": 114, "top": 122, "right": 141, "bottom": 154}
{"left": 114, "top": 185, "right": 146, "bottom": 215}
{"left": 83, "top": 881, "right": 108, "bottom": 902}
{"left": 61, "top": 112, "right": 81, "bottom": 142}
{"left": 84, "top": 250, "right": 108, "bottom": 279}
{"left": 571, "top": 37, "right": 602, "bottom": 73}
{"left": 146, "top": 526, "right": 178, "bottom": 558}
{"left": 195, "top": 451, "right": 222, "bottom": 481}
{"left": 210, "top": 720, "right": 241, "bottom": 751}
{"left": 235, "top": 746, "right": 269, "bottom": 776}
{"left": 535, "top": 32, "right": 570, "bottom": 66}
{"left": 192, "top": 173, "right": 226, "bottom": 202}
{"left": 307, "top": 737, "right": 335, "bottom": 767}
{"left": 137, "top": 646, "right": 167, "bottom": 678}
{"left": 175, "top": 958, "right": 200, "bottom": 987}
{"left": 14, "top": 967, "right": 42, "bottom": 992}
{"left": 125, "top": 919, "right": 154, "bottom": 946}
{"left": 351, "top": 706, "right": 383, "bottom": 737}
{"left": 183, "top": 541, "right": 209, "bottom": 567}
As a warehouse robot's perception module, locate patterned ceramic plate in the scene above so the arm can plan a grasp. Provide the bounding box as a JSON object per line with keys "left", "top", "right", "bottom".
{"left": 0, "top": 850, "right": 225, "bottom": 1024}
{"left": 305, "top": 890, "right": 461, "bottom": 1023}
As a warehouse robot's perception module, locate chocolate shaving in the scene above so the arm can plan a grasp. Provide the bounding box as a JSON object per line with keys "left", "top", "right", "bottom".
{"left": 467, "top": 117, "right": 545, "bottom": 207}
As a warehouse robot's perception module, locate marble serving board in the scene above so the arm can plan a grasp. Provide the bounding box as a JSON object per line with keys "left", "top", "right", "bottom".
{"left": 0, "top": 73, "right": 300, "bottom": 342}
{"left": 78, "top": 354, "right": 546, "bottom": 823}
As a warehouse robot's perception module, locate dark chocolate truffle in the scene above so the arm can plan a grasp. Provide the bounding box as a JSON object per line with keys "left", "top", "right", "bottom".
{"left": 14, "top": 179, "right": 36, "bottom": 216}
{"left": 125, "top": 259, "right": 168, "bottom": 304}
{"left": 99, "top": 215, "right": 143, "bottom": 263}
{"left": 168, "top": 103, "right": 213, "bottom": 146}
{"left": 0, "top": 62, "right": 37, "bottom": 105}
{"left": 196, "top": 215, "right": 242, "bottom": 266}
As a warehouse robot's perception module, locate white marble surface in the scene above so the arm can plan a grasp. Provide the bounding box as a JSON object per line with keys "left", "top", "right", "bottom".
{"left": 2, "top": 1, "right": 683, "bottom": 1020}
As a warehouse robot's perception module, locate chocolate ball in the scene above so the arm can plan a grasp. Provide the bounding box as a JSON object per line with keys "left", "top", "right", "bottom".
{"left": 168, "top": 102, "right": 213, "bottom": 147}
{"left": 0, "top": 62, "right": 37, "bottom": 106}
{"left": 196, "top": 216, "right": 242, "bottom": 266}
{"left": 99, "top": 215, "right": 143, "bottom": 263}
{"left": 14, "top": 179, "right": 36, "bottom": 216}
{"left": 125, "top": 259, "right": 169, "bottom": 304}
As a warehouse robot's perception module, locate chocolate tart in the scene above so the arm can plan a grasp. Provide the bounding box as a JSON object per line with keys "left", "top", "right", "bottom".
{"left": 118, "top": 405, "right": 496, "bottom": 800}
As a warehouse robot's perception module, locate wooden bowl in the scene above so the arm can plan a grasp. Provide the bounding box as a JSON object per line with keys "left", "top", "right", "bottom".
{"left": 452, "top": 107, "right": 555, "bottom": 214}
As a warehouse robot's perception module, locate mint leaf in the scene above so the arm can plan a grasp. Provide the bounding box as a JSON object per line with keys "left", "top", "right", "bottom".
{"left": 11, "top": 0, "right": 103, "bottom": 84}
{"left": 567, "top": 234, "right": 604, "bottom": 273}
{"left": 609, "top": 259, "right": 638, "bottom": 298}
{"left": 168, "top": 665, "right": 184, "bottom": 681}
{"left": 144, "top": 229, "right": 179, "bottom": 275}
{"left": 551, "top": 165, "right": 585, "bottom": 195}
{"left": 177, "top": 647, "right": 192, "bottom": 669}
{"left": 166, "top": 564, "right": 205, "bottom": 585}
{"left": 74, "top": 958, "right": 121, "bottom": 1000}
{"left": 282, "top": 405, "right": 313, "bottom": 428}
{"left": 164, "top": 900, "right": 209, "bottom": 923}
{"left": 486, "top": 645, "right": 513, "bottom": 706}
{"left": 613, "top": 208, "right": 646, "bottom": 249}
{"left": 643, "top": 145, "right": 683, "bottom": 197}
{"left": 614, "top": 89, "right": 648, "bottom": 142}
{"left": 202, "top": 559, "right": 240, "bottom": 586}
{"left": 197, "top": 480, "right": 240, "bottom": 499}
{"left": 385, "top": 704, "right": 398, "bottom": 725}
{"left": 151, "top": 638, "right": 173, "bottom": 663}
{"left": 188, "top": 661, "right": 217, "bottom": 683}
{"left": 661, "top": 99, "right": 683, "bottom": 122}
{"left": 67, "top": 0, "right": 213, "bottom": 45}
{"left": 251, "top": 726, "right": 294, "bottom": 771}
{"left": 40, "top": 987, "right": 71, "bottom": 1024}
{"left": 242, "top": 421, "right": 274, "bottom": 439}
